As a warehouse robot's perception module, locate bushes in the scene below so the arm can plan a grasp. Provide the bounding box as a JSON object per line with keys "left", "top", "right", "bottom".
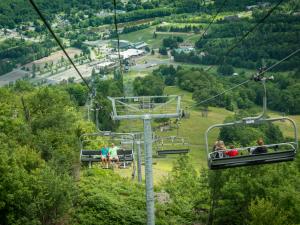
{"left": 133, "top": 75, "right": 165, "bottom": 96}
{"left": 72, "top": 169, "right": 146, "bottom": 225}
{"left": 159, "top": 156, "right": 209, "bottom": 225}
{"left": 217, "top": 64, "right": 234, "bottom": 76}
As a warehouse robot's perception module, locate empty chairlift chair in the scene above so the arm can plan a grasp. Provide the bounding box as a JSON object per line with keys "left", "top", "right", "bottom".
{"left": 205, "top": 76, "right": 298, "bottom": 169}
{"left": 117, "top": 149, "right": 134, "bottom": 168}
{"left": 155, "top": 136, "right": 190, "bottom": 157}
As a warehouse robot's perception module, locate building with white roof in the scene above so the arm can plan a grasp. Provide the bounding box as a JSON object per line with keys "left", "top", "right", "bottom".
{"left": 120, "top": 49, "right": 145, "bottom": 59}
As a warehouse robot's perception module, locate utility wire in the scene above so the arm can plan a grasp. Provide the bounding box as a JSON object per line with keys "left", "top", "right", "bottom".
{"left": 28, "top": 0, "right": 92, "bottom": 92}
{"left": 113, "top": 0, "right": 123, "bottom": 73}
{"left": 190, "top": 48, "right": 300, "bottom": 108}
{"left": 197, "top": 0, "right": 229, "bottom": 45}
{"left": 257, "top": 48, "right": 300, "bottom": 75}
{"left": 196, "top": 80, "right": 250, "bottom": 106}
{"left": 205, "top": 0, "right": 285, "bottom": 72}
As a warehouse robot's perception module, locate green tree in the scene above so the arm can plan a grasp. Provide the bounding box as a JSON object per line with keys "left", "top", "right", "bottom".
{"left": 248, "top": 198, "right": 288, "bottom": 225}
{"left": 32, "top": 63, "right": 36, "bottom": 78}
{"left": 159, "top": 47, "right": 168, "bottom": 55}
{"left": 217, "top": 64, "right": 234, "bottom": 76}
{"left": 133, "top": 75, "right": 165, "bottom": 96}
{"left": 159, "top": 156, "right": 210, "bottom": 224}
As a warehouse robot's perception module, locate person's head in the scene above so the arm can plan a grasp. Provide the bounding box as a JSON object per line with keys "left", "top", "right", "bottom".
{"left": 230, "top": 145, "right": 235, "bottom": 149}
{"left": 217, "top": 140, "right": 225, "bottom": 149}
{"left": 111, "top": 143, "right": 115, "bottom": 147}
{"left": 257, "top": 138, "right": 264, "bottom": 146}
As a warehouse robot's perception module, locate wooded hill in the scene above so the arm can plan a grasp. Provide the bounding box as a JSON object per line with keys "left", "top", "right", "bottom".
{"left": 1, "top": 80, "right": 300, "bottom": 225}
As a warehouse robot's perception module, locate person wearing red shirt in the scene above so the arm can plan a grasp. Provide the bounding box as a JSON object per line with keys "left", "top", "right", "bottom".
{"left": 225, "top": 145, "right": 239, "bottom": 157}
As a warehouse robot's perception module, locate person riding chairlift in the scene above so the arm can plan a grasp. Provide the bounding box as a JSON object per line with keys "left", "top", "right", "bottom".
{"left": 100, "top": 144, "right": 109, "bottom": 168}
{"left": 252, "top": 138, "right": 268, "bottom": 154}
{"left": 225, "top": 145, "right": 239, "bottom": 157}
{"left": 109, "top": 143, "right": 119, "bottom": 167}
{"left": 213, "top": 140, "right": 226, "bottom": 158}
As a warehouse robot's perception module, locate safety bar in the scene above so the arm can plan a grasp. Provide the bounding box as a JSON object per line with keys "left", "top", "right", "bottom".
{"left": 208, "top": 142, "right": 296, "bottom": 159}
{"left": 205, "top": 116, "right": 298, "bottom": 160}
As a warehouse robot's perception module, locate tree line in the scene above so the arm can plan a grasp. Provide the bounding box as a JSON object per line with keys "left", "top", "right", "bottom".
{"left": 191, "top": 10, "right": 300, "bottom": 72}
{"left": 151, "top": 65, "right": 300, "bottom": 114}
{"left": 0, "top": 38, "right": 57, "bottom": 75}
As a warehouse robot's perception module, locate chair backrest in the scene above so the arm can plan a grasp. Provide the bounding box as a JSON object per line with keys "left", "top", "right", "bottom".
{"left": 117, "top": 149, "right": 133, "bottom": 161}
{"left": 157, "top": 149, "right": 190, "bottom": 155}
{"left": 81, "top": 150, "right": 101, "bottom": 156}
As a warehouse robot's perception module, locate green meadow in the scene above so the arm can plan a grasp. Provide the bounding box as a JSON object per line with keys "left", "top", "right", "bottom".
{"left": 116, "top": 85, "right": 300, "bottom": 183}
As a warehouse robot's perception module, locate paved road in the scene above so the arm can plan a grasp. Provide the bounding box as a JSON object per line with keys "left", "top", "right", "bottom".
{"left": 0, "top": 69, "right": 30, "bottom": 87}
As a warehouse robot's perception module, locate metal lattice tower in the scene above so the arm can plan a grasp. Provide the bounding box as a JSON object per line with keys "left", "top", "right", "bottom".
{"left": 108, "top": 95, "right": 182, "bottom": 225}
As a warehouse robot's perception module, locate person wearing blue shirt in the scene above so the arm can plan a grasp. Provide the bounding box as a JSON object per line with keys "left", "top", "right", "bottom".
{"left": 101, "top": 145, "right": 109, "bottom": 168}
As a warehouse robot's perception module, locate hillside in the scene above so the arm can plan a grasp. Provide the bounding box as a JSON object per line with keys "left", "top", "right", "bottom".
{"left": 1, "top": 0, "right": 300, "bottom": 225}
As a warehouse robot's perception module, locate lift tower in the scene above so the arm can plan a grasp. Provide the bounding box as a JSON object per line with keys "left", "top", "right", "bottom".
{"left": 108, "top": 95, "right": 182, "bottom": 225}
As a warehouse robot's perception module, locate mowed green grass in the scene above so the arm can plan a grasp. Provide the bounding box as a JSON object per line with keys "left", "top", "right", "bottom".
{"left": 119, "top": 26, "right": 201, "bottom": 49}
{"left": 116, "top": 86, "right": 233, "bottom": 183}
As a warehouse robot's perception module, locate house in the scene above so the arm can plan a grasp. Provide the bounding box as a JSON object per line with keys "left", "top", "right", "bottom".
{"left": 258, "top": 2, "right": 271, "bottom": 7}
{"left": 120, "top": 49, "right": 145, "bottom": 59}
{"left": 132, "top": 41, "right": 148, "bottom": 50}
{"left": 107, "top": 54, "right": 120, "bottom": 61}
{"left": 246, "top": 2, "right": 270, "bottom": 10}
{"left": 246, "top": 5, "right": 259, "bottom": 10}
{"left": 95, "top": 61, "right": 117, "bottom": 70}
{"left": 174, "top": 47, "right": 195, "bottom": 54}
{"left": 111, "top": 40, "right": 132, "bottom": 49}
{"left": 179, "top": 43, "right": 194, "bottom": 48}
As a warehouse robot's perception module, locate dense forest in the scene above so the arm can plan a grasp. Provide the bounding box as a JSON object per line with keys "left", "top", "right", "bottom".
{"left": 174, "top": 11, "right": 300, "bottom": 71}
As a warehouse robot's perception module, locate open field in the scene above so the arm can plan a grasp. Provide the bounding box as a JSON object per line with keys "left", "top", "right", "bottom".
{"left": 45, "top": 63, "right": 92, "bottom": 83}
{"left": 24, "top": 48, "right": 82, "bottom": 70}
{"left": 116, "top": 86, "right": 234, "bottom": 183}
{"left": 120, "top": 26, "right": 201, "bottom": 49}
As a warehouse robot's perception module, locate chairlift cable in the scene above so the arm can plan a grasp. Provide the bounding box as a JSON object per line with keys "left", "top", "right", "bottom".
{"left": 113, "top": 0, "right": 123, "bottom": 73}
{"left": 196, "top": 80, "right": 251, "bottom": 106}
{"left": 257, "top": 48, "right": 300, "bottom": 75}
{"left": 197, "top": 0, "right": 229, "bottom": 45}
{"left": 224, "top": 0, "right": 285, "bottom": 57}
{"left": 189, "top": 48, "right": 300, "bottom": 108}
{"left": 205, "top": 0, "right": 285, "bottom": 72}
{"left": 28, "top": 0, "right": 92, "bottom": 93}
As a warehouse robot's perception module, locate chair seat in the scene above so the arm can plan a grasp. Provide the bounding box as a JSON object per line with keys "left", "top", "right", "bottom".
{"left": 209, "top": 150, "right": 296, "bottom": 169}
{"left": 157, "top": 149, "right": 190, "bottom": 155}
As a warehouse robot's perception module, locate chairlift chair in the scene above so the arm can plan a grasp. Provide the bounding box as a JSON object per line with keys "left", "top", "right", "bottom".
{"left": 181, "top": 107, "right": 190, "bottom": 119}
{"left": 154, "top": 136, "right": 190, "bottom": 157}
{"left": 80, "top": 131, "right": 136, "bottom": 177}
{"left": 205, "top": 76, "right": 298, "bottom": 169}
